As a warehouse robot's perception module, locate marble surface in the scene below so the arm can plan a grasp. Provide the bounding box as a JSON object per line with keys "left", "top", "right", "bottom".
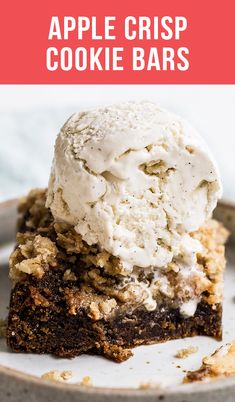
{"left": 0, "top": 85, "right": 234, "bottom": 202}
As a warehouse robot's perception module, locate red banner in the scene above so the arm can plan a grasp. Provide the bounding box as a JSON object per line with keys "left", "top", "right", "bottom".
{"left": 0, "top": 0, "right": 234, "bottom": 84}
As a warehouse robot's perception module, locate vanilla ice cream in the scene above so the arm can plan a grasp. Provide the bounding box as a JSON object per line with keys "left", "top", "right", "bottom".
{"left": 46, "top": 101, "right": 221, "bottom": 273}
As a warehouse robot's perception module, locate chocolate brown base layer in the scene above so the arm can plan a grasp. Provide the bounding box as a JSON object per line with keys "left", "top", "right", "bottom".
{"left": 7, "top": 268, "right": 222, "bottom": 363}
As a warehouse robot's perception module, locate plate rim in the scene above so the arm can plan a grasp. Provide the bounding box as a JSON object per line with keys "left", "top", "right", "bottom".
{"left": 1, "top": 197, "right": 235, "bottom": 398}
{"left": 1, "top": 363, "right": 235, "bottom": 398}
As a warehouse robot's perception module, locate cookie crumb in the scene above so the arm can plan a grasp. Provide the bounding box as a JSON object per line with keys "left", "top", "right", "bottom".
{"left": 80, "top": 376, "right": 92, "bottom": 386}
{"left": 0, "top": 319, "right": 6, "bottom": 338}
{"left": 175, "top": 346, "right": 198, "bottom": 359}
{"left": 184, "top": 342, "right": 235, "bottom": 383}
{"left": 139, "top": 382, "right": 162, "bottom": 390}
{"left": 41, "top": 370, "right": 73, "bottom": 382}
{"left": 139, "top": 382, "right": 154, "bottom": 390}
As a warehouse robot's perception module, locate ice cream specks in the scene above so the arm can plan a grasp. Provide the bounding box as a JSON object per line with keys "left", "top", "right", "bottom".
{"left": 46, "top": 101, "right": 221, "bottom": 272}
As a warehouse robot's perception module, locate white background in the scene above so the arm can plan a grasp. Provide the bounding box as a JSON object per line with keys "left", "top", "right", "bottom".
{"left": 0, "top": 85, "right": 234, "bottom": 201}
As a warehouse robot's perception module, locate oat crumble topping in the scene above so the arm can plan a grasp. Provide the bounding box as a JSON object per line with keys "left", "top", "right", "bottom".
{"left": 9, "top": 189, "right": 229, "bottom": 318}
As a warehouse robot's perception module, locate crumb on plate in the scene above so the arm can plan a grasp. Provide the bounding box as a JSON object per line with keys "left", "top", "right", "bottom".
{"left": 139, "top": 382, "right": 163, "bottom": 390}
{"left": 41, "top": 370, "right": 73, "bottom": 382}
{"left": 139, "top": 383, "right": 154, "bottom": 390}
{"left": 175, "top": 346, "right": 199, "bottom": 359}
{"left": 80, "top": 376, "right": 92, "bottom": 386}
{"left": 184, "top": 342, "right": 235, "bottom": 383}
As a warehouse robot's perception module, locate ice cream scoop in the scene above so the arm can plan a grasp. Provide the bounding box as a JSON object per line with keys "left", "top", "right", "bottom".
{"left": 46, "top": 101, "right": 221, "bottom": 271}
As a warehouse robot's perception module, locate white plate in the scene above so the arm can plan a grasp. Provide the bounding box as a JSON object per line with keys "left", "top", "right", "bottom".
{"left": 0, "top": 200, "right": 235, "bottom": 402}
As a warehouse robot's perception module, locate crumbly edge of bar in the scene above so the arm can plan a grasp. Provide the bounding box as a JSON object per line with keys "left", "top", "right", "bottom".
{"left": 9, "top": 188, "right": 229, "bottom": 319}
{"left": 0, "top": 318, "right": 7, "bottom": 338}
